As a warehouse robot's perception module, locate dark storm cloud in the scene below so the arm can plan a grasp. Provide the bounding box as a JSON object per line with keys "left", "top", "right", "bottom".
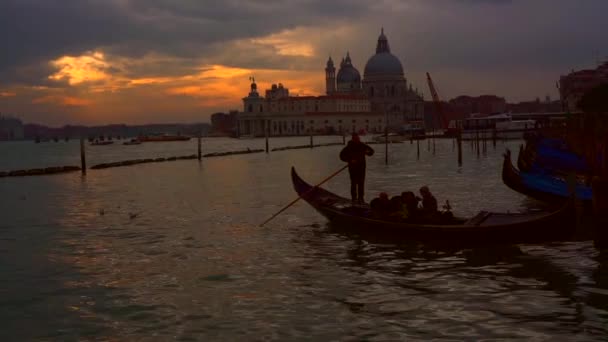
{"left": 0, "top": 1, "right": 128, "bottom": 76}
{"left": 0, "top": 0, "right": 370, "bottom": 85}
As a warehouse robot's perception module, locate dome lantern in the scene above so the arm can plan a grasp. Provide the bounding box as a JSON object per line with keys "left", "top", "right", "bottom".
{"left": 364, "top": 29, "right": 404, "bottom": 78}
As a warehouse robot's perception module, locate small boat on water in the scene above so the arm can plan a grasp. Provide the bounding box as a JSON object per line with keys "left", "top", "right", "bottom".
{"left": 138, "top": 134, "right": 190, "bottom": 142}
{"left": 446, "top": 113, "right": 536, "bottom": 140}
{"left": 91, "top": 140, "right": 114, "bottom": 146}
{"left": 123, "top": 138, "right": 142, "bottom": 145}
{"left": 292, "top": 167, "right": 574, "bottom": 244}
{"left": 372, "top": 133, "right": 408, "bottom": 143}
{"left": 503, "top": 149, "right": 592, "bottom": 205}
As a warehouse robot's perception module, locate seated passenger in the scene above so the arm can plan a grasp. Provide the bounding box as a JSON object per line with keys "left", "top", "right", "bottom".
{"left": 440, "top": 200, "right": 455, "bottom": 222}
{"left": 419, "top": 186, "right": 438, "bottom": 216}
{"left": 389, "top": 195, "right": 404, "bottom": 215}
{"left": 370, "top": 192, "right": 391, "bottom": 217}
{"left": 401, "top": 191, "right": 420, "bottom": 220}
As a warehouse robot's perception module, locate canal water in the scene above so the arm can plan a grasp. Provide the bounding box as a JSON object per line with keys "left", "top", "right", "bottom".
{"left": 1, "top": 138, "right": 607, "bottom": 340}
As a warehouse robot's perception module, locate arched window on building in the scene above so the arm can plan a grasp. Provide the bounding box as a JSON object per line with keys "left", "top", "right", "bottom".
{"left": 391, "top": 85, "right": 395, "bottom": 97}
{"left": 248, "top": 104, "right": 253, "bottom": 113}
{"left": 259, "top": 105, "right": 263, "bottom": 112}
{"left": 369, "top": 87, "right": 374, "bottom": 97}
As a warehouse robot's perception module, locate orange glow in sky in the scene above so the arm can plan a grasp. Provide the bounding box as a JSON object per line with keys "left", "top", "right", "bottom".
{"left": 21, "top": 52, "right": 324, "bottom": 123}
{"left": 49, "top": 52, "right": 111, "bottom": 85}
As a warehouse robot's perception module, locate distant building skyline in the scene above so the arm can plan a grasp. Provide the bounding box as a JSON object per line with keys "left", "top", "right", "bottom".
{"left": 0, "top": 114, "right": 24, "bottom": 141}
{"left": 560, "top": 61, "right": 608, "bottom": 112}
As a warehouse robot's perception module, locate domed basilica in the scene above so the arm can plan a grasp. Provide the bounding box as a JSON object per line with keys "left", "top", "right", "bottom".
{"left": 326, "top": 28, "right": 424, "bottom": 122}
{"left": 238, "top": 29, "right": 425, "bottom": 137}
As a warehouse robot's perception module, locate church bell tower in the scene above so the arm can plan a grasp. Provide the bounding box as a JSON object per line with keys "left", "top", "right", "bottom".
{"left": 325, "top": 56, "right": 336, "bottom": 95}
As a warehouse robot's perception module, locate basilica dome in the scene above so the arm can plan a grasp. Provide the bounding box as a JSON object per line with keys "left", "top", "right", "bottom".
{"left": 364, "top": 53, "right": 403, "bottom": 77}
{"left": 363, "top": 29, "right": 404, "bottom": 78}
{"left": 336, "top": 52, "right": 361, "bottom": 90}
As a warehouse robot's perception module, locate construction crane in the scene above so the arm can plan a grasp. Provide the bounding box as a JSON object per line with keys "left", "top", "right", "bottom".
{"left": 426, "top": 72, "right": 447, "bottom": 130}
{"left": 427, "top": 72, "right": 463, "bottom": 165}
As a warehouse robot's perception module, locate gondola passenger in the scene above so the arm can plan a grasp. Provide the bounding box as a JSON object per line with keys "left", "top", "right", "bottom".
{"left": 419, "top": 186, "right": 438, "bottom": 215}
{"left": 370, "top": 192, "right": 390, "bottom": 217}
{"left": 401, "top": 191, "right": 419, "bottom": 220}
{"left": 389, "top": 195, "right": 404, "bottom": 213}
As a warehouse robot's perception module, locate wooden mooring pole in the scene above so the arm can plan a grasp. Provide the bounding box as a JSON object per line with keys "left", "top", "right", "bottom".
{"left": 197, "top": 134, "right": 202, "bottom": 160}
{"left": 417, "top": 139, "right": 420, "bottom": 160}
{"left": 80, "top": 137, "right": 86, "bottom": 175}
{"left": 384, "top": 128, "right": 389, "bottom": 165}
{"left": 593, "top": 178, "right": 608, "bottom": 249}
{"left": 476, "top": 129, "right": 480, "bottom": 158}
{"left": 457, "top": 130, "right": 463, "bottom": 167}
{"left": 310, "top": 133, "right": 313, "bottom": 148}
{"left": 265, "top": 121, "right": 269, "bottom": 154}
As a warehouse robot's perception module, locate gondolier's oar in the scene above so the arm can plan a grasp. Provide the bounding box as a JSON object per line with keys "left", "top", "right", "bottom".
{"left": 259, "top": 164, "right": 349, "bottom": 227}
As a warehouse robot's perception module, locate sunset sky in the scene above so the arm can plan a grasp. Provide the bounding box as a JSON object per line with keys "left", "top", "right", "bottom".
{"left": 1, "top": 0, "right": 607, "bottom": 126}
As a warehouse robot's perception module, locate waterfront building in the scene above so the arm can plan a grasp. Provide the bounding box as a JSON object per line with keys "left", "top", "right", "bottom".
{"left": 238, "top": 29, "right": 425, "bottom": 137}
{"left": 210, "top": 110, "right": 238, "bottom": 136}
{"left": 559, "top": 61, "right": 608, "bottom": 112}
{"left": 0, "top": 114, "right": 24, "bottom": 141}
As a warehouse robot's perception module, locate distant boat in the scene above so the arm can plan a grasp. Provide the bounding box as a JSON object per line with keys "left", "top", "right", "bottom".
{"left": 373, "top": 133, "right": 408, "bottom": 143}
{"left": 91, "top": 140, "right": 114, "bottom": 146}
{"left": 447, "top": 113, "right": 536, "bottom": 140}
{"left": 138, "top": 134, "right": 191, "bottom": 142}
{"left": 123, "top": 138, "right": 142, "bottom": 145}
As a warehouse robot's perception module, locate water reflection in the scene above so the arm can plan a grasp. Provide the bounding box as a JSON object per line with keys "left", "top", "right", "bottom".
{"left": 298, "top": 223, "right": 607, "bottom": 339}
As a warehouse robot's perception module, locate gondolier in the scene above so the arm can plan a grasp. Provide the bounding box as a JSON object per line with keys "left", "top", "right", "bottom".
{"left": 340, "top": 133, "right": 374, "bottom": 203}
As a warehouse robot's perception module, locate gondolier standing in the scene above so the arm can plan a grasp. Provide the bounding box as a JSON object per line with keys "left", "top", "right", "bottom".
{"left": 340, "top": 133, "right": 374, "bottom": 203}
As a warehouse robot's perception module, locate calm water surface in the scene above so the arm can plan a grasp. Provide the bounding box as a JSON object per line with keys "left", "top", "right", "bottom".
{"left": 1, "top": 138, "right": 607, "bottom": 341}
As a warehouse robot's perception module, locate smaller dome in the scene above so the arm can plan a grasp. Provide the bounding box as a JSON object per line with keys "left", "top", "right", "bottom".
{"left": 337, "top": 65, "right": 361, "bottom": 83}
{"left": 337, "top": 52, "right": 361, "bottom": 84}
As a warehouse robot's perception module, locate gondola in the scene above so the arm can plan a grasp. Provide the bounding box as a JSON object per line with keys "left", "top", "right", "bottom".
{"left": 292, "top": 167, "right": 575, "bottom": 244}
{"left": 502, "top": 149, "right": 592, "bottom": 205}
{"left": 519, "top": 136, "right": 590, "bottom": 175}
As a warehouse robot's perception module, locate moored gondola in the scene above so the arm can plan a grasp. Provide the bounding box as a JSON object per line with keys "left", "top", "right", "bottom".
{"left": 292, "top": 167, "right": 575, "bottom": 244}
{"left": 519, "top": 136, "right": 590, "bottom": 176}
{"left": 502, "top": 149, "right": 592, "bottom": 205}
